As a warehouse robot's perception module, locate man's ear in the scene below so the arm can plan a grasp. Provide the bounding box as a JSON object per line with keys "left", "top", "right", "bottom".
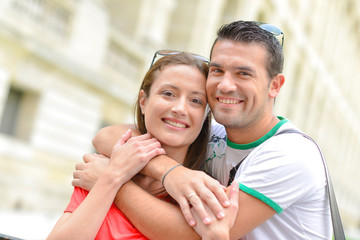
{"left": 269, "top": 74, "right": 285, "bottom": 98}
{"left": 139, "top": 90, "right": 147, "bottom": 114}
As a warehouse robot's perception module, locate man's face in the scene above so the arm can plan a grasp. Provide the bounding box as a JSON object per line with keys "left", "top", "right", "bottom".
{"left": 206, "top": 39, "right": 274, "bottom": 130}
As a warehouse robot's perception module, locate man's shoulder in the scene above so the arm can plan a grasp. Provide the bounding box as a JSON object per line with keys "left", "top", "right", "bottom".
{"left": 210, "top": 120, "right": 226, "bottom": 135}
{"left": 209, "top": 121, "right": 227, "bottom": 144}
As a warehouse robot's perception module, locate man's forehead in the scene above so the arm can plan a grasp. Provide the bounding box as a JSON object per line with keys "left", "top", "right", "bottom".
{"left": 210, "top": 40, "right": 267, "bottom": 65}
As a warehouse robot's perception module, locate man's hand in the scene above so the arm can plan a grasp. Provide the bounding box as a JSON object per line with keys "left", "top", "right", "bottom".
{"left": 162, "top": 165, "right": 230, "bottom": 227}
{"left": 191, "top": 181, "right": 239, "bottom": 240}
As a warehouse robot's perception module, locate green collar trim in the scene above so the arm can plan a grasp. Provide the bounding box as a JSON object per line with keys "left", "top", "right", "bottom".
{"left": 227, "top": 116, "right": 289, "bottom": 150}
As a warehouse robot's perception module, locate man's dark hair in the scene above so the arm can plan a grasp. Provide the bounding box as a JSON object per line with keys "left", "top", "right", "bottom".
{"left": 210, "top": 20, "right": 284, "bottom": 79}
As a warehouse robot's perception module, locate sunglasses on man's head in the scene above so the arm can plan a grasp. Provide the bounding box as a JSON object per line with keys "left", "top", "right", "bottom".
{"left": 257, "top": 22, "right": 284, "bottom": 47}
{"left": 149, "top": 50, "right": 210, "bottom": 69}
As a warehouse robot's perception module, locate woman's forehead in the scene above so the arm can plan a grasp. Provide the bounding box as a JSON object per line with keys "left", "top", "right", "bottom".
{"left": 152, "top": 65, "right": 206, "bottom": 89}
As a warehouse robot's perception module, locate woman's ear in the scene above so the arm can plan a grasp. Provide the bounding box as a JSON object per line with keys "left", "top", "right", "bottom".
{"left": 269, "top": 74, "right": 285, "bottom": 98}
{"left": 139, "top": 90, "right": 147, "bottom": 114}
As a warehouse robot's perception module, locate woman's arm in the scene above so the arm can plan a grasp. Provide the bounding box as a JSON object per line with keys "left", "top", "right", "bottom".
{"left": 48, "top": 130, "right": 164, "bottom": 240}
{"left": 92, "top": 125, "right": 230, "bottom": 226}
{"left": 114, "top": 180, "right": 202, "bottom": 240}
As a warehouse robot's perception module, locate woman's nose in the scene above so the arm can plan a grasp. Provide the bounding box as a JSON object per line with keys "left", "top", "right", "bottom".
{"left": 171, "top": 97, "right": 187, "bottom": 115}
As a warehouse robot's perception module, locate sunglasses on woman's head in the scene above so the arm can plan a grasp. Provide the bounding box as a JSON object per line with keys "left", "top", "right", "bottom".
{"left": 149, "top": 50, "right": 210, "bottom": 69}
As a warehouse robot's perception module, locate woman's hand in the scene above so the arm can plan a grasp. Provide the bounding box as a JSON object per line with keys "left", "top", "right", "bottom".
{"left": 108, "top": 129, "right": 166, "bottom": 184}
{"left": 72, "top": 153, "right": 110, "bottom": 191}
{"left": 191, "top": 181, "right": 239, "bottom": 240}
{"left": 73, "top": 129, "right": 165, "bottom": 191}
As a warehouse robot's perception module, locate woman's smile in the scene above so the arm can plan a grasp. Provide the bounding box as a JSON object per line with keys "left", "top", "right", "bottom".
{"left": 162, "top": 117, "right": 189, "bottom": 129}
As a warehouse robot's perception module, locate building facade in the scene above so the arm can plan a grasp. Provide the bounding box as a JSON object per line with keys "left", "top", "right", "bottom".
{"left": 0, "top": 0, "right": 359, "bottom": 238}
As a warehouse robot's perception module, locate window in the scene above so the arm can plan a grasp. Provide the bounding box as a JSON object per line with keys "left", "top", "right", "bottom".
{"left": 0, "top": 87, "right": 38, "bottom": 141}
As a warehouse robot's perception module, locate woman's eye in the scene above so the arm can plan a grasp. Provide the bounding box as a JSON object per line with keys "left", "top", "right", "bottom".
{"left": 191, "top": 98, "right": 203, "bottom": 105}
{"left": 161, "top": 91, "right": 174, "bottom": 97}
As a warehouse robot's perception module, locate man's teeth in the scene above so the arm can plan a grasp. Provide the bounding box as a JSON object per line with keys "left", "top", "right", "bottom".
{"left": 219, "top": 99, "right": 240, "bottom": 104}
{"left": 164, "top": 120, "right": 186, "bottom": 128}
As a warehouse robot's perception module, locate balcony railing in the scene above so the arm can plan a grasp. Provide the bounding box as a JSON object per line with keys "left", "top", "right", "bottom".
{"left": 8, "top": 0, "right": 72, "bottom": 39}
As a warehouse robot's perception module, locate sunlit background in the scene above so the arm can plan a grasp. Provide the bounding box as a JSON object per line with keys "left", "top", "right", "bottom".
{"left": 0, "top": 0, "right": 359, "bottom": 239}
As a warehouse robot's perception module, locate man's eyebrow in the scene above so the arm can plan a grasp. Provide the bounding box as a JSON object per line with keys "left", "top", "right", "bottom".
{"left": 235, "top": 66, "right": 255, "bottom": 73}
{"left": 209, "top": 62, "right": 255, "bottom": 74}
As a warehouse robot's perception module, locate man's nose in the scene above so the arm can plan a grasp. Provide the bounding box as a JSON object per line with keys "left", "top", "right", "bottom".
{"left": 218, "top": 72, "right": 236, "bottom": 92}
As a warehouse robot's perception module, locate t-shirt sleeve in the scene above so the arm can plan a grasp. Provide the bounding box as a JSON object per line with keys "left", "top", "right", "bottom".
{"left": 64, "top": 187, "right": 89, "bottom": 213}
{"left": 236, "top": 135, "right": 324, "bottom": 213}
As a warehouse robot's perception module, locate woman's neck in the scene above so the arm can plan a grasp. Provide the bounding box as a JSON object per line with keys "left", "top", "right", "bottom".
{"left": 162, "top": 145, "right": 188, "bottom": 164}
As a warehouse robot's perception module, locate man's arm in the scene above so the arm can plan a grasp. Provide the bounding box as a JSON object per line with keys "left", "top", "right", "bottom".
{"left": 114, "top": 180, "right": 201, "bottom": 240}
{"left": 93, "top": 125, "right": 230, "bottom": 225}
{"left": 230, "top": 190, "right": 276, "bottom": 239}
{"left": 74, "top": 155, "right": 276, "bottom": 240}
{"left": 120, "top": 166, "right": 277, "bottom": 240}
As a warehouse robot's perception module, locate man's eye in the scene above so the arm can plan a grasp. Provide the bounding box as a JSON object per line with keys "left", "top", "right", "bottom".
{"left": 239, "top": 71, "right": 250, "bottom": 76}
{"left": 210, "top": 68, "right": 223, "bottom": 73}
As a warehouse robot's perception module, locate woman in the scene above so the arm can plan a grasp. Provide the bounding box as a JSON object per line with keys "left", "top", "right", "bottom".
{"left": 47, "top": 51, "right": 238, "bottom": 240}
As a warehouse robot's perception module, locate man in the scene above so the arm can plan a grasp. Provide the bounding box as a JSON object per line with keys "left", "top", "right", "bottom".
{"left": 73, "top": 20, "right": 331, "bottom": 239}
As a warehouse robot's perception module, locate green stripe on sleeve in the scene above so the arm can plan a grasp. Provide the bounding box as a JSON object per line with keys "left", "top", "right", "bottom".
{"left": 239, "top": 183, "right": 283, "bottom": 214}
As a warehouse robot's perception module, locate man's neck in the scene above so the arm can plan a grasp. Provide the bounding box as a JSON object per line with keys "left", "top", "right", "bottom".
{"left": 226, "top": 115, "right": 280, "bottom": 145}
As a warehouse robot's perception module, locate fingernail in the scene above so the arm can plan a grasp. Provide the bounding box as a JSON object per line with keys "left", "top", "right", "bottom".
{"left": 189, "top": 220, "right": 196, "bottom": 226}
{"left": 224, "top": 200, "right": 230, "bottom": 207}
{"left": 217, "top": 211, "right": 225, "bottom": 219}
{"left": 203, "top": 217, "right": 211, "bottom": 225}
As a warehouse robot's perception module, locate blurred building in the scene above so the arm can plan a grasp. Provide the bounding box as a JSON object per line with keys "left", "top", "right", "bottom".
{"left": 0, "top": 0, "right": 359, "bottom": 238}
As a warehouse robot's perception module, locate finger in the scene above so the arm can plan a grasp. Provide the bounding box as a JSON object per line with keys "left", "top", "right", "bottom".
{"left": 146, "top": 147, "right": 166, "bottom": 160}
{"left": 140, "top": 140, "right": 163, "bottom": 153}
{"left": 71, "top": 178, "right": 80, "bottom": 187}
{"left": 75, "top": 162, "right": 85, "bottom": 170}
{"left": 188, "top": 194, "right": 211, "bottom": 225}
{"left": 83, "top": 153, "right": 93, "bottom": 163}
{"left": 114, "top": 129, "right": 132, "bottom": 147}
{"left": 73, "top": 170, "right": 80, "bottom": 179}
{"left": 178, "top": 198, "right": 197, "bottom": 227}
{"left": 128, "top": 133, "right": 152, "bottom": 142}
{"left": 207, "top": 180, "right": 230, "bottom": 208}
{"left": 196, "top": 187, "right": 225, "bottom": 220}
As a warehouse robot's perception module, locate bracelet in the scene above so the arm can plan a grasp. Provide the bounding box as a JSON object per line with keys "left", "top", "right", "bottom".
{"left": 161, "top": 164, "right": 182, "bottom": 186}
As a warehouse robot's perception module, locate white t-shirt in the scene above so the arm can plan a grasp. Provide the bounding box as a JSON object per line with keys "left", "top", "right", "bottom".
{"left": 205, "top": 117, "right": 332, "bottom": 240}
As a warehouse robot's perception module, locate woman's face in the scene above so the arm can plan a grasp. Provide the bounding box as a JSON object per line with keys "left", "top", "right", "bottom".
{"left": 140, "top": 64, "right": 207, "bottom": 149}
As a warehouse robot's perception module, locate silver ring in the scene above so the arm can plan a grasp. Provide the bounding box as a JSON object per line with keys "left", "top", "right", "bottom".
{"left": 188, "top": 192, "right": 197, "bottom": 202}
